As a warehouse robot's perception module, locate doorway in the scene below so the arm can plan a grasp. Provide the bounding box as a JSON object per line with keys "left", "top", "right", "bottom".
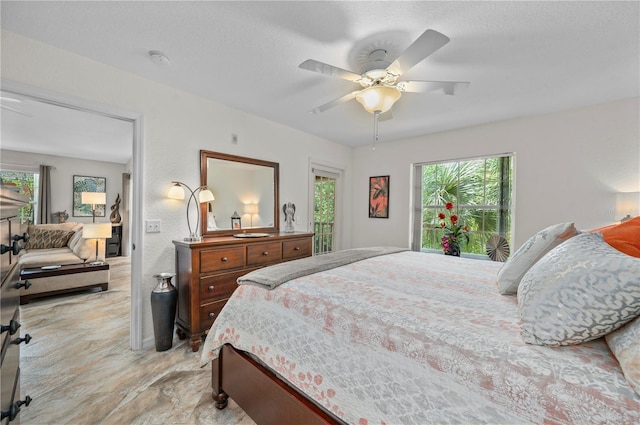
{"left": 0, "top": 81, "right": 143, "bottom": 349}
{"left": 310, "top": 163, "right": 343, "bottom": 255}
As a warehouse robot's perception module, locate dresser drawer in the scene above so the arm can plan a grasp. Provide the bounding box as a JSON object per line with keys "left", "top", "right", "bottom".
{"left": 0, "top": 220, "right": 11, "bottom": 275}
{"left": 282, "top": 238, "right": 313, "bottom": 259}
{"left": 199, "top": 299, "right": 228, "bottom": 330}
{"left": 199, "top": 269, "right": 246, "bottom": 303}
{"left": 0, "top": 266, "right": 20, "bottom": 338}
{"left": 247, "top": 242, "right": 282, "bottom": 265}
{"left": 200, "top": 247, "right": 245, "bottom": 273}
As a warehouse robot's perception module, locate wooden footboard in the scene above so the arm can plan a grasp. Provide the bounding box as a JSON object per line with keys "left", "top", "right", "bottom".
{"left": 212, "top": 344, "right": 347, "bottom": 425}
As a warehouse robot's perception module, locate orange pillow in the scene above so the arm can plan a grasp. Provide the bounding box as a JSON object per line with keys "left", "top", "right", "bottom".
{"left": 590, "top": 216, "right": 640, "bottom": 258}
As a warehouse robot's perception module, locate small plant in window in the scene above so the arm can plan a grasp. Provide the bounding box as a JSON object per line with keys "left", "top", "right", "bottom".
{"left": 438, "top": 202, "right": 469, "bottom": 256}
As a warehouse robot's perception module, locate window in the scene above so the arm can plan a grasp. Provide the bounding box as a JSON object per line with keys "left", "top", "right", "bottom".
{"left": 0, "top": 169, "right": 39, "bottom": 224}
{"left": 412, "top": 155, "right": 513, "bottom": 255}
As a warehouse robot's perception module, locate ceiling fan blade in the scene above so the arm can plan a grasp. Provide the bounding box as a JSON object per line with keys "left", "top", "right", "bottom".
{"left": 1, "top": 105, "right": 32, "bottom": 117}
{"left": 399, "top": 80, "right": 470, "bottom": 95}
{"left": 299, "top": 59, "right": 362, "bottom": 82}
{"left": 0, "top": 96, "right": 22, "bottom": 103}
{"left": 387, "top": 30, "right": 450, "bottom": 77}
{"left": 311, "top": 91, "right": 359, "bottom": 114}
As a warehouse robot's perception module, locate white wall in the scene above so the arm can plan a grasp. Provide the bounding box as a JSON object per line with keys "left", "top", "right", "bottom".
{"left": 1, "top": 30, "right": 352, "bottom": 348}
{"left": 0, "top": 150, "right": 126, "bottom": 224}
{"left": 351, "top": 97, "right": 640, "bottom": 250}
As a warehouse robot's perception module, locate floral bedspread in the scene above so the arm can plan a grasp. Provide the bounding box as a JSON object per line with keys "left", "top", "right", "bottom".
{"left": 201, "top": 251, "right": 640, "bottom": 424}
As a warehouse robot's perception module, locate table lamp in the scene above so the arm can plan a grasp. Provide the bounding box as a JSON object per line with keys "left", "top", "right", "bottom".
{"left": 244, "top": 203, "right": 258, "bottom": 227}
{"left": 168, "top": 181, "right": 215, "bottom": 241}
{"left": 82, "top": 223, "right": 112, "bottom": 265}
{"left": 81, "top": 192, "right": 106, "bottom": 223}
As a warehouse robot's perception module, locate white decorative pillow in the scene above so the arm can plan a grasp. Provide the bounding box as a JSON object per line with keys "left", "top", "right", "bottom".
{"left": 68, "top": 225, "right": 94, "bottom": 261}
{"left": 518, "top": 232, "right": 640, "bottom": 346}
{"left": 497, "top": 222, "right": 578, "bottom": 294}
{"left": 606, "top": 315, "right": 640, "bottom": 397}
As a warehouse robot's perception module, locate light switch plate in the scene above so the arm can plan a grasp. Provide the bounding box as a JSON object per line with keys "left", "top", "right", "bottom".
{"left": 145, "top": 220, "right": 161, "bottom": 233}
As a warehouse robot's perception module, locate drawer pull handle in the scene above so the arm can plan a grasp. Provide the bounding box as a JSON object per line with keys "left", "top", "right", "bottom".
{"left": 262, "top": 251, "right": 269, "bottom": 256}
{"left": 14, "top": 280, "right": 32, "bottom": 290}
{"left": 11, "top": 334, "right": 32, "bottom": 345}
{"left": 1, "top": 395, "right": 32, "bottom": 422}
{"left": 1, "top": 319, "right": 21, "bottom": 335}
{"left": 294, "top": 246, "right": 300, "bottom": 251}
{"left": 221, "top": 257, "right": 228, "bottom": 262}
{"left": 0, "top": 241, "right": 21, "bottom": 256}
{"left": 12, "top": 232, "right": 29, "bottom": 242}
{"left": 209, "top": 312, "right": 216, "bottom": 318}
{"left": 208, "top": 285, "right": 215, "bottom": 292}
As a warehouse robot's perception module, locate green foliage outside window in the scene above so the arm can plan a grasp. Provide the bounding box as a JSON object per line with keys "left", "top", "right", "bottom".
{"left": 420, "top": 156, "right": 512, "bottom": 255}
{"left": 0, "top": 170, "right": 37, "bottom": 224}
{"left": 314, "top": 176, "right": 336, "bottom": 254}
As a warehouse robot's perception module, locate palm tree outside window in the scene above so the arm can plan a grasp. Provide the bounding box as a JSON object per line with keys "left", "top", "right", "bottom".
{"left": 412, "top": 154, "right": 513, "bottom": 256}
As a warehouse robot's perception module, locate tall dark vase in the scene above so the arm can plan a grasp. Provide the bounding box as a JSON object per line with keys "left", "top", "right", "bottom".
{"left": 151, "top": 273, "right": 177, "bottom": 352}
{"left": 445, "top": 243, "right": 461, "bottom": 257}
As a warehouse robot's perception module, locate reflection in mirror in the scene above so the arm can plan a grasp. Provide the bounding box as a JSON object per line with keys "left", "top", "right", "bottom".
{"left": 201, "top": 151, "right": 279, "bottom": 236}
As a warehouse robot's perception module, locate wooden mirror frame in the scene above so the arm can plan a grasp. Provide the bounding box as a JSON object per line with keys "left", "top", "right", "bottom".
{"left": 200, "top": 150, "right": 280, "bottom": 237}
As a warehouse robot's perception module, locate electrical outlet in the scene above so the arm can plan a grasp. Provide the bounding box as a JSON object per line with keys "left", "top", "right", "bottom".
{"left": 145, "top": 220, "right": 161, "bottom": 233}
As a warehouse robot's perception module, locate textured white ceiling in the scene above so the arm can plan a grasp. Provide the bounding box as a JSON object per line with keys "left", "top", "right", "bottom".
{"left": 1, "top": 1, "right": 639, "bottom": 162}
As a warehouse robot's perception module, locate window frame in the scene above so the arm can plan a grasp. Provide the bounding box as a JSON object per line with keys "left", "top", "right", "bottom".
{"left": 411, "top": 153, "right": 514, "bottom": 258}
{"left": 0, "top": 167, "right": 39, "bottom": 224}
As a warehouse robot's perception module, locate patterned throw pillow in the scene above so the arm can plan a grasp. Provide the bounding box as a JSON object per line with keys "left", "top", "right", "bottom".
{"left": 24, "top": 229, "right": 75, "bottom": 249}
{"left": 497, "top": 222, "right": 578, "bottom": 295}
{"left": 518, "top": 232, "right": 640, "bottom": 346}
{"left": 605, "top": 315, "right": 640, "bottom": 396}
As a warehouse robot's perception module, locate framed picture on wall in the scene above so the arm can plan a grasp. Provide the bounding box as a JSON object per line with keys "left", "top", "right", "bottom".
{"left": 73, "top": 175, "right": 106, "bottom": 217}
{"left": 369, "top": 175, "right": 389, "bottom": 218}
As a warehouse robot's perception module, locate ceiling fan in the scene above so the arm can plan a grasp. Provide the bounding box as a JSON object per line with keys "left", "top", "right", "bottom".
{"left": 299, "top": 29, "right": 469, "bottom": 117}
{"left": 1, "top": 95, "right": 32, "bottom": 117}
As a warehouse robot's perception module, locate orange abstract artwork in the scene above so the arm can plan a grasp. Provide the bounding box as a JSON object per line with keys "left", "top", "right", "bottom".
{"left": 369, "top": 176, "right": 389, "bottom": 218}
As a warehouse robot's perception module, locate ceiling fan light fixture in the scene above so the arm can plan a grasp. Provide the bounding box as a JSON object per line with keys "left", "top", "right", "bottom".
{"left": 355, "top": 86, "right": 401, "bottom": 114}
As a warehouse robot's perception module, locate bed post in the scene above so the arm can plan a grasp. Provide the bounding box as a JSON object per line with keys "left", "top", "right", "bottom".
{"left": 211, "top": 349, "right": 229, "bottom": 409}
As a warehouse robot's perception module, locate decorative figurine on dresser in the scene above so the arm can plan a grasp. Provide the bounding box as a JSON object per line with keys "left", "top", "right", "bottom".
{"left": 283, "top": 202, "right": 296, "bottom": 233}
{"left": 1, "top": 186, "right": 33, "bottom": 423}
{"left": 172, "top": 151, "right": 315, "bottom": 351}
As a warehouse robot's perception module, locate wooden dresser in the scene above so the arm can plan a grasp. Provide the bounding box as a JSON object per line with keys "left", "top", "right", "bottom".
{"left": 1, "top": 187, "right": 31, "bottom": 424}
{"left": 173, "top": 232, "right": 314, "bottom": 351}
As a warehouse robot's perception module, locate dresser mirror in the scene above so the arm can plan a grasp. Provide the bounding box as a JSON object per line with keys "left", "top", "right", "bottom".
{"left": 200, "top": 150, "right": 279, "bottom": 236}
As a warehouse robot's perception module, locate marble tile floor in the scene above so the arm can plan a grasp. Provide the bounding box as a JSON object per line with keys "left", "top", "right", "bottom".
{"left": 18, "top": 256, "right": 256, "bottom": 425}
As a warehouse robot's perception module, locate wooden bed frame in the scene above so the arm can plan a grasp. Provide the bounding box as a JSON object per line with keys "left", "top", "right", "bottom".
{"left": 212, "top": 344, "right": 347, "bottom": 425}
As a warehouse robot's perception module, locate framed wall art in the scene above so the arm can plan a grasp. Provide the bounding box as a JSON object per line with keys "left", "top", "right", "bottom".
{"left": 73, "top": 175, "right": 106, "bottom": 217}
{"left": 369, "top": 175, "right": 389, "bottom": 218}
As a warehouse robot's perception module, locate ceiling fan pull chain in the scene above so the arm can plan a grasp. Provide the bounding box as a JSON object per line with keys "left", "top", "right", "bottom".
{"left": 373, "top": 110, "right": 380, "bottom": 150}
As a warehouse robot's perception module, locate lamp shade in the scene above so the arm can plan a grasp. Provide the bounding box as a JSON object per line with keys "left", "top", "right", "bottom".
{"left": 83, "top": 223, "right": 112, "bottom": 239}
{"left": 355, "top": 86, "right": 402, "bottom": 114}
{"left": 199, "top": 188, "right": 215, "bottom": 203}
{"left": 167, "top": 184, "right": 185, "bottom": 200}
{"left": 616, "top": 192, "right": 640, "bottom": 221}
{"left": 81, "top": 192, "right": 106, "bottom": 205}
{"left": 244, "top": 203, "right": 258, "bottom": 214}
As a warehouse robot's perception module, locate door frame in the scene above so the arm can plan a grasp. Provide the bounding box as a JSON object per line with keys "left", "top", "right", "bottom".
{"left": 1, "top": 79, "right": 145, "bottom": 350}
{"left": 308, "top": 158, "right": 346, "bottom": 253}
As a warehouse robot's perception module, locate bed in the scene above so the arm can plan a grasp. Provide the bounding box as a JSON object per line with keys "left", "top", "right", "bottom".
{"left": 200, "top": 237, "right": 640, "bottom": 424}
